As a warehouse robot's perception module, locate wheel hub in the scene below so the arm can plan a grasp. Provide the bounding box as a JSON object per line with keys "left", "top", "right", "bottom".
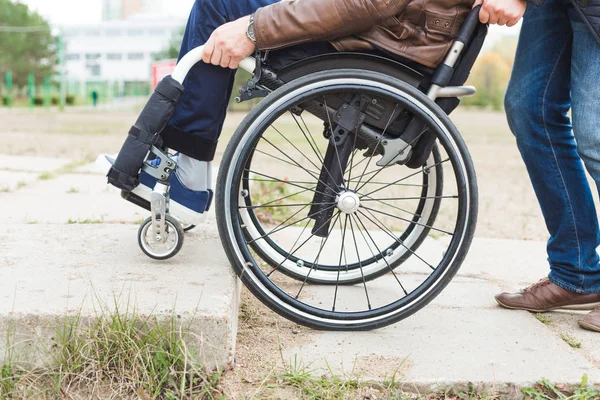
{"left": 337, "top": 191, "right": 360, "bottom": 214}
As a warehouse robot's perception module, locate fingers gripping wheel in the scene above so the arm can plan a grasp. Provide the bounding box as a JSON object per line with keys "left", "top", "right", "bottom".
{"left": 138, "top": 214, "right": 184, "bottom": 260}
{"left": 216, "top": 69, "right": 478, "bottom": 331}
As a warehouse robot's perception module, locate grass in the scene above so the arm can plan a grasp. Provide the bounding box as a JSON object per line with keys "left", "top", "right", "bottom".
{"left": 229, "top": 358, "right": 599, "bottom": 400}
{"left": 15, "top": 181, "right": 26, "bottom": 189}
{"left": 521, "top": 375, "right": 599, "bottom": 400}
{"left": 66, "top": 187, "right": 79, "bottom": 194}
{"left": 0, "top": 186, "right": 9, "bottom": 193}
{"left": 560, "top": 334, "right": 582, "bottom": 349}
{"left": 0, "top": 300, "right": 223, "bottom": 399}
{"left": 38, "top": 172, "right": 55, "bottom": 181}
{"left": 67, "top": 217, "right": 104, "bottom": 224}
{"left": 535, "top": 313, "right": 552, "bottom": 324}
{"left": 39, "top": 160, "right": 92, "bottom": 183}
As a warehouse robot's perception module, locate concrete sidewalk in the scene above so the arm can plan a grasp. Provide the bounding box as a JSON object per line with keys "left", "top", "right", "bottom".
{"left": 1, "top": 154, "right": 599, "bottom": 395}
{"left": 282, "top": 237, "right": 600, "bottom": 393}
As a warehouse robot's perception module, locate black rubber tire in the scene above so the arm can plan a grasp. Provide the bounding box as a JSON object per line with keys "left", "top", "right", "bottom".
{"left": 183, "top": 224, "right": 196, "bottom": 232}
{"left": 138, "top": 214, "right": 184, "bottom": 260}
{"left": 216, "top": 69, "right": 478, "bottom": 330}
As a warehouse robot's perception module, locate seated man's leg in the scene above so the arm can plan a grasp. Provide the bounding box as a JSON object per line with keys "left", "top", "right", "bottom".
{"left": 163, "top": 0, "right": 280, "bottom": 190}
{"left": 165, "top": 0, "right": 340, "bottom": 192}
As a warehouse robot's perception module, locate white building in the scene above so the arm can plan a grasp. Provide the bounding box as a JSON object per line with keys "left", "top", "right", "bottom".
{"left": 102, "top": 0, "right": 190, "bottom": 21}
{"left": 62, "top": 17, "right": 184, "bottom": 90}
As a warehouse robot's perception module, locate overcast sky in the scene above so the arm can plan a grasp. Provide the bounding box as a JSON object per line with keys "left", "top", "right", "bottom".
{"left": 17, "top": 0, "right": 518, "bottom": 45}
{"left": 18, "top": 0, "right": 194, "bottom": 25}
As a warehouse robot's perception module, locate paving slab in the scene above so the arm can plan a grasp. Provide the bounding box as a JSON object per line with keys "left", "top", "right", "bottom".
{"left": 0, "top": 173, "right": 216, "bottom": 225}
{"left": 0, "top": 224, "right": 241, "bottom": 370}
{"left": 0, "top": 170, "right": 40, "bottom": 192}
{"left": 282, "top": 237, "right": 600, "bottom": 395}
{"left": 0, "top": 155, "right": 73, "bottom": 173}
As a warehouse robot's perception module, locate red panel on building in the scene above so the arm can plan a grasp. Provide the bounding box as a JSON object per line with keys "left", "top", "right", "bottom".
{"left": 152, "top": 59, "right": 177, "bottom": 90}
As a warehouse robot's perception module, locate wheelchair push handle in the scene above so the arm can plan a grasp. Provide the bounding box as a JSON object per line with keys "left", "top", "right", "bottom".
{"left": 171, "top": 45, "right": 256, "bottom": 84}
{"left": 456, "top": 5, "right": 483, "bottom": 44}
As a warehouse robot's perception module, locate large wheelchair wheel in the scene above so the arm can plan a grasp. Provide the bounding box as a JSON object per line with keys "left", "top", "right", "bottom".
{"left": 216, "top": 70, "right": 478, "bottom": 330}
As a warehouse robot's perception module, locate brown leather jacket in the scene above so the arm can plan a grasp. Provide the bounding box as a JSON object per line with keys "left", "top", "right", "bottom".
{"left": 255, "top": 0, "right": 476, "bottom": 68}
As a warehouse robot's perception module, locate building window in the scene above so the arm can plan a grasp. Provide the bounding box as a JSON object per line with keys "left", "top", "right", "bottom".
{"left": 106, "top": 53, "right": 123, "bottom": 61}
{"left": 105, "top": 29, "right": 122, "bottom": 37}
{"left": 85, "top": 53, "right": 102, "bottom": 61}
{"left": 88, "top": 64, "right": 101, "bottom": 77}
{"left": 127, "top": 52, "right": 144, "bottom": 60}
{"left": 84, "top": 30, "right": 101, "bottom": 37}
{"left": 148, "top": 29, "right": 165, "bottom": 36}
{"left": 65, "top": 54, "right": 80, "bottom": 61}
{"left": 127, "top": 29, "right": 144, "bottom": 36}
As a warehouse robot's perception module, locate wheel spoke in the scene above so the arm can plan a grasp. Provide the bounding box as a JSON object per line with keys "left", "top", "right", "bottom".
{"left": 246, "top": 204, "right": 337, "bottom": 244}
{"left": 358, "top": 208, "right": 436, "bottom": 271}
{"left": 260, "top": 135, "right": 338, "bottom": 193}
{"left": 295, "top": 212, "right": 342, "bottom": 298}
{"left": 360, "top": 193, "right": 422, "bottom": 219}
{"left": 354, "top": 125, "right": 427, "bottom": 194}
{"left": 253, "top": 148, "right": 320, "bottom": 176}
{"left": 351, "top": 214, "right": 408, "bottom": 296}
{"left": 360, "top": 205, "right": 454, "bottom": 236}
{"left": 353, "top": 104, "right": 399, "bottom": 192}
{"left": 249, "top": 186, "right": 317, "bottom": 209}
{"left": 332, "top": 215, "right": 350, "bottom": 312}
{"left": 267, "top": 210, "right": 340, "bottom": 278}
{"left": 245, "top": 169, "right": 328, "bottom": 197}
{"left": 291, "top": 112, "right": 325, "bottom": 165}
{"left": 358, "top": 158, "right": 450, "bottom": 199}
{"left": 361, "top": 195, "right": 458, "bottom": 202}
{"left": 240, "top": 202, "right": 334, "bottom": 210}
{"left": 247, "top": 178, "right": 320, "bottom": 186}
{"left": 348, "top": 216, "right": 372, "bottom": 310}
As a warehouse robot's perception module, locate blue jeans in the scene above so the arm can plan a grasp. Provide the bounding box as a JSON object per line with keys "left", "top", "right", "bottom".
{"left": 167, "top": 0, "right": 333, "bottom": 161}
{"left": 505, "top": 0, "right": 600, "bottom": 293}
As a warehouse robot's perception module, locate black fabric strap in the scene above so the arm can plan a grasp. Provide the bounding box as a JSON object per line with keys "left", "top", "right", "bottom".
{"left": 154, "top": 76, "right": 185, "bottom": 103}
{"left": 107, "top": 167, "right": 139, "bottom": 189}
{"left": 129, "top": 126, "right": 156, "bottom": 144}
{"left": 161, "top": 125, "right": 218, "bottom": 162}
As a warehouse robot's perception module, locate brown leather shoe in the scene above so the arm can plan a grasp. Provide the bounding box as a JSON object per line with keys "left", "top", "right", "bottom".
{"left": 579, "top": 306, "right": 600, "bottom": 333}
{"left": 495, "top": 278, "right": 600, "bottom": 312}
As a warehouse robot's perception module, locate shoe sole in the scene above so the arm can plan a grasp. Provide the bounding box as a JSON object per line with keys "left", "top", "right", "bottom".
{"left": 495, "top": 298, "right": 600, "bottom": 313}
{"left": 578, "top": 320, "right": 600, "bottom": 333}
{"left": 96, "top": 154, "right": 207, "bottom": 226}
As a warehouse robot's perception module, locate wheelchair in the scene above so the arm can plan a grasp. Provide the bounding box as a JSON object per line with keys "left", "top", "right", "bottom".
{"left": 105, "top": 7, "right": 487, "bottom": 330}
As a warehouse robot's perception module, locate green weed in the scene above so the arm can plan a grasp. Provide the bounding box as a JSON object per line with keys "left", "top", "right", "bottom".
{"left": 560, "top": 334, "right": 582, "bottom": 349}
{"left": 535, "top": 313, "right": 552, "bottom": 324}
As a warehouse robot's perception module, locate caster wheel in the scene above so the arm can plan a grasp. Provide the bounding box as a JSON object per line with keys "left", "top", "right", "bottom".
{"left": 182, "top": 224, "right": 196, "bottom": 232}
{"left": 138, "top": 214, "right": 184, "bottom": 260}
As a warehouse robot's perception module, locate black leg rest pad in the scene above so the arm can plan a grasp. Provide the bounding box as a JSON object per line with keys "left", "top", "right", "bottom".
{"left": 161, "top": 125, "right": 218, "bottom": 162}
{"left": 107, "top": 75, "right": 184, "bottom": 192}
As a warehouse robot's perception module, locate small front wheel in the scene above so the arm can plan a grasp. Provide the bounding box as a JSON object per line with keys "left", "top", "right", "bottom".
{"left": 138, "top": 215, "right": 184, "bottom": 260}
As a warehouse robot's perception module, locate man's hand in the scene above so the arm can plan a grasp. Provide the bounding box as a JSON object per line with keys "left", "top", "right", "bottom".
{"left": 473, "top": 0, "right": 527, "bottom": 27}
{"left": 202, "top": 15, "right": 256, "bottom": 69}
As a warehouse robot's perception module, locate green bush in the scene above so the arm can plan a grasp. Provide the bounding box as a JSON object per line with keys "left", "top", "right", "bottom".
{"left": 65, "top": 95, "right": 75, "bottom": 105}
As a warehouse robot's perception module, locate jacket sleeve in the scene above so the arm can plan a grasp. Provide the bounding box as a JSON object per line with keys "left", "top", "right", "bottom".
{"left": 526, "top": 0, "right": 545, "bottom": 5}
{"left": 254, "top": 0, "right": 410, "bottom": 51}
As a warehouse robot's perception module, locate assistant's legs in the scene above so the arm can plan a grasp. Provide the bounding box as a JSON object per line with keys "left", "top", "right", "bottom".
{"left": 504, "top": 0, "right": 600, "bottom": 294}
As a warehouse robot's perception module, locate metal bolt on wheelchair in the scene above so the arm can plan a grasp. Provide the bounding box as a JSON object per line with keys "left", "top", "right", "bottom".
{"left": 105, "top": 8, "right": 485, "bottom": 330}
